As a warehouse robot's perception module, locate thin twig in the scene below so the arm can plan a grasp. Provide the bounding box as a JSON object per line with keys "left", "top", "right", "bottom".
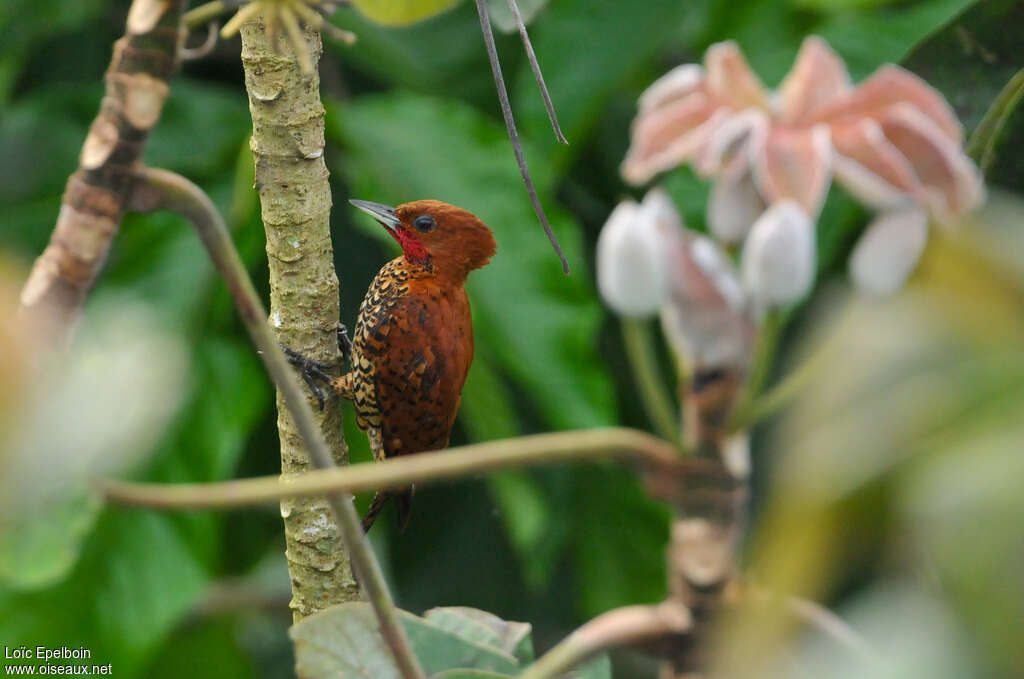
{"left": 473, "top": 0, "right": 570, "bottom": 275}
{"left": 128, "top": 167, "right": 426, "bottom": 679}
{"left": 621, "top": 318, "right": 681, "bottom": 445}
{"left": 180, "top": 20, "right": 220, "bottom": 61}
{"left": 517, "top": 602, "right": 692, "bottom": 679}
{"left": 504, "top": 0, "right": 566, "bottom": 144}
{"left": 102, "top": 428, "right": 689, "bottom": 509}
{"left": 185, "top": 0, "right": 241, "bottom": 30}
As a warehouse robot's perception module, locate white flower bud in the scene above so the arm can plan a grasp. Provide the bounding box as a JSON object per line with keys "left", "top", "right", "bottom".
{"left": 741, "top": 201, "right": 816, "bottom": 307}
{"left": 849, "top": 207, "right": 928, "bottom": 295}
{"left": 596, "top": 199, "right": 668, "bottom": 317}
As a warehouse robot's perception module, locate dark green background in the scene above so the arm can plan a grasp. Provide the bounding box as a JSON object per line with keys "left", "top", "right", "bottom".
{"left": 0, "top": 0, "right": 1020, "bottom": 677}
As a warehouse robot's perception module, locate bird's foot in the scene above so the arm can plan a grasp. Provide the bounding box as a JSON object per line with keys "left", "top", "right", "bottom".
{"left": 336, "top": 322, "right": 353, "bottom": 367}
{"left": 283, "top": 346, "right": 334, "bottom": 411}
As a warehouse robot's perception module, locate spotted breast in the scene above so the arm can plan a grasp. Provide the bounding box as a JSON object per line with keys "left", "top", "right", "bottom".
{"left": 334, "top": 257, "right": 473, "bottom": 461}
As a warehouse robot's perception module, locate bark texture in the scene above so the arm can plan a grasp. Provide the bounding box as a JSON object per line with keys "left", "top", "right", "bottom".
{"left": 19, "top": 0, "right": 186, "bottom": 342}
{"left": 239, "top": 17, "right": 358, "bottom": 620}
{"left": 663, "top": 367, "right": 749, "bottom": 678}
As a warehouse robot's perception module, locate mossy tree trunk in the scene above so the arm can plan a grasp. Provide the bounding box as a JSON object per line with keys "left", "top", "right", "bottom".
{"left": 239, "top": 16, "right": 358, "bottom": 620}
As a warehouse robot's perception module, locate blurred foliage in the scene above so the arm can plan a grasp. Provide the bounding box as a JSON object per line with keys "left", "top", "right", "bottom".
{"left": 291, "top": 602, "right": 610, "bottom": 678}
{"left": 714, "top": 199, "right": 1024, "bottom": 679}
{"left": 348, "top": 0, "right": 462, "bottom": 26}
{"left": 1, "top": 0, "right": 1022, "bottom": 678}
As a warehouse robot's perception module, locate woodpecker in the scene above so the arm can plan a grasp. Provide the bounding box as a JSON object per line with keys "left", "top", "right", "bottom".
{"left": 288, "top": 199, "right": 497, "bottom": 532}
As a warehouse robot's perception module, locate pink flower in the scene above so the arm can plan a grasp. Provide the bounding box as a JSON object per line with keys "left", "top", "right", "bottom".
{"left": 621, "top": 36, "right": 984, "bottom": 296}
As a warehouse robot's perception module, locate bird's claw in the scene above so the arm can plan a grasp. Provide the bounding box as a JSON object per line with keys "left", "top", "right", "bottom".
{"left": 337, "top": 322, "right": 353, "bottom": 366}
{"left": 283, "top": 345, "right": 334, "bottom": 411}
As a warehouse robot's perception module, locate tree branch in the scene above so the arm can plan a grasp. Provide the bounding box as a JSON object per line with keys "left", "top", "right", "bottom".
{"left": 18, "top": 0, "right": 186, "bottom": 345}
{"left": 127, "top": 166, "right": 424, "bottom": 679}
{"left": 102, "top": 427, "right": 700, "bottom": 509}
{"left": 517, "top": 602, "right": 692, "bottom": 679}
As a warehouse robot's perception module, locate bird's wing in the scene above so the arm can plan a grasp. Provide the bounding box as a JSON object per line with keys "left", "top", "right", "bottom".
{"left": 369, "top": 291, "right": 471, "bottom": 458}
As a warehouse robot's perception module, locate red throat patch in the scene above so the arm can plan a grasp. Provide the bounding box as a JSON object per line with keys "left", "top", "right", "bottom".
{"left": 392, "top": 228, "right": 430, "bottom": 266}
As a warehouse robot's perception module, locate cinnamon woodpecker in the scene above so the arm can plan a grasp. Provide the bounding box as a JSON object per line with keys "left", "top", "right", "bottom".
{"left": 288, "top": 199, "right": 497, "bottom": 532}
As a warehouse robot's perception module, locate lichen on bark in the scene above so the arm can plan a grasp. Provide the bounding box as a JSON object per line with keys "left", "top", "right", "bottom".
{"left": 239, "top": 16, "right": 358, "bottom": 620}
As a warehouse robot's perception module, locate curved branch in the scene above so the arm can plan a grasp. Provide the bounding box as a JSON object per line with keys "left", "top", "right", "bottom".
{"left": 102, "top": 427, "right": 692, "bottom": 509}
{"left": 517, "top": 602, "right": 692, "bottom": 679}
{"left": 128, "top": 166, "right": 425, "bottom": 679}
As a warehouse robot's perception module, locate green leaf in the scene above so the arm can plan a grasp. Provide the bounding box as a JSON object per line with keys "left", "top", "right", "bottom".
{"left": 0, "top": 510, "right": 210, "bottom": 677}
{"left": 348, "top": 0, "right": 462, "bottom": 26}
{"left": 459, "top": 355, "right": 568, "bottom": 590}
{"left": 327, "top": 5, "right": 492, "bottom": 105}
{"left": 141, "top": 619, "right": 257, "bottom": 679}
{"left": 486, "top": 0, "right": 549, "bottom": 33}
{"left": 432, "top": 671, "right": 514, "bottom": 679}
{"left": 425, "top": 607, "right": 534, "bottom": 664}
{"left": 572, "top": 466, "right": 670, "bottom": 617}
{"left": 487, "top": 471, "right": 552, "bottom": 588}
{"left": 291, "top": 602, "right": 521, "bottom": 678}
{"left": 330, "top": 93, "right": 615, "bottom": 430}
{"left": 569, "top": 654, "right": 612, "bottom": 679}
{"left": 815, "top": 0, "right": 980, "bottom": 80}
{"left": 901, "top": 0, "right": 1024, "bottom": 189}
{"left": 512, "top": 0, "right": 695, "bottom": 164}
{"left": 966, "top": 68, "right": 1024, "bottom": 174}
{"left": 0, "top": 490, "right": 101, "bottom": 590}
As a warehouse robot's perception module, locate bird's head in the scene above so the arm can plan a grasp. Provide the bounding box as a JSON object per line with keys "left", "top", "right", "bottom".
{"left": 350, "top": 199, "right": 497, "bottom": 282}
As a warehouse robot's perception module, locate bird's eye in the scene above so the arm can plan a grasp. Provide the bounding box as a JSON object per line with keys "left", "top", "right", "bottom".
{"left": 413, "top": 215, "right": 436, "bottom": 233}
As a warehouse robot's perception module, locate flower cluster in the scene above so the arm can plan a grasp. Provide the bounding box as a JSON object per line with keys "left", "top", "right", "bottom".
{"left": 618, "top": 36, "right": 983, "bottom": 297}
{"left": 597, "top": 189, "right": 755, "bottom": 369}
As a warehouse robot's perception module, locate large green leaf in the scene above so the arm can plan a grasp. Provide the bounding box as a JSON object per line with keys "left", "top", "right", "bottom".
{"left": 572, "top": 466, "right": 671, "bottom": 617}
{"left": 291, "top": 602, "right": 520, "bottom": 678}
{"left": 512, "top": 0, "right": 696, "bottom": 164}
{"left": 0, "top": 510, "right": 209, "bottom": 677}
{"left": 329, "top": 93, "right": 615, "bottom": 430}
{"left": 815, "top": 0, "right": 979, "bottom": 80}
{"left": 348, "top": 0, "right": 462, "bottom": 26}
{"left": 425, "top": 607, "right": 534, "bottom": 664}
{"left": 459, "top": 352, "right": 568, "bottom": 589}
{"left": 0, "top": 491, "right": 101, "bottom": 590}
{"left": 329, "top": 4, "right": 494, "bottom": 107}
{"left": 901, "top": 0, "right": 1024, "bottom": 188}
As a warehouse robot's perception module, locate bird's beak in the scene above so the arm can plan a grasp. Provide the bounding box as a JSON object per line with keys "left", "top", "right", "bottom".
{"left": 350, "top": 199, "right": 401, "bottom": 234}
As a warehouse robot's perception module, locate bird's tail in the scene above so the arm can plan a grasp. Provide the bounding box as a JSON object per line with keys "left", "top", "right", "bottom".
{"left": 361, "top": 486, "right": 415, "bottom": 533}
